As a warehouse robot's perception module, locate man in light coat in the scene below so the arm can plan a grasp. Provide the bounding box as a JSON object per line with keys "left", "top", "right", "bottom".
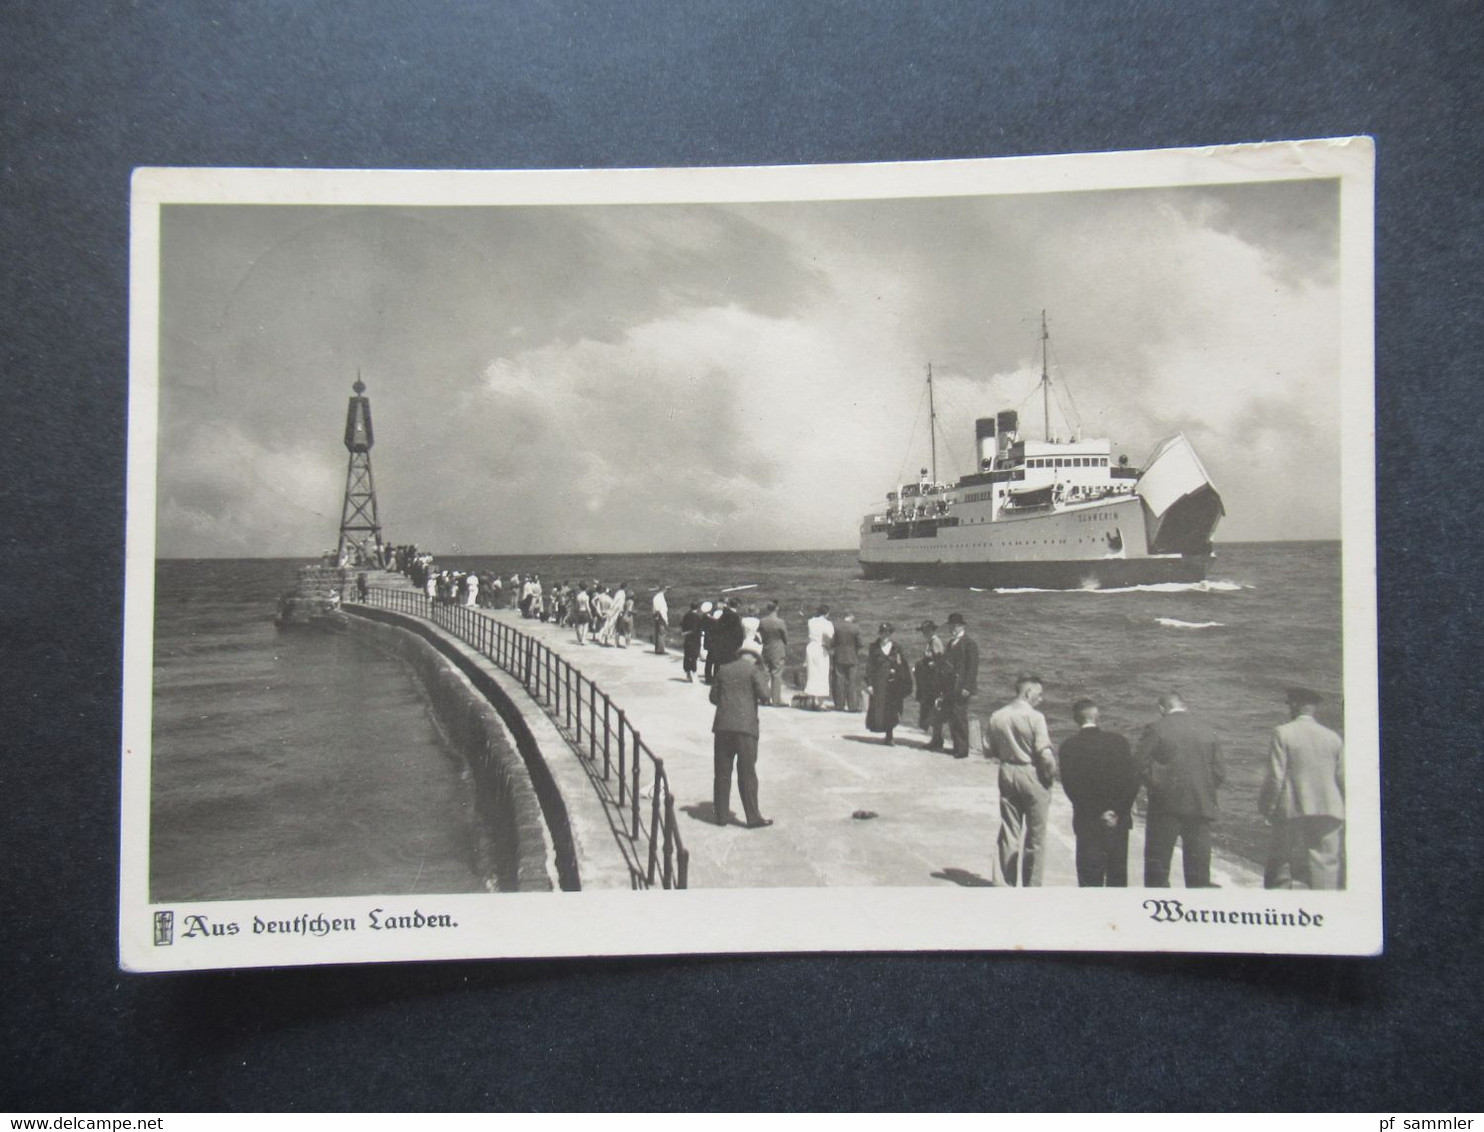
{"left": 1259, "top": 687, "right": 1345, "bottom": 889}
{"left": 986, "top": 675, "right": 1056, "bottom": 886}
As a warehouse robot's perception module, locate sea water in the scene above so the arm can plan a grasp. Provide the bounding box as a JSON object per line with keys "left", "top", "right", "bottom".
{"left": 149, "top": 559, "right": 494, "bottom": 902}
{"left": 148, "top": 542, "right": 1342, "bottom": 895}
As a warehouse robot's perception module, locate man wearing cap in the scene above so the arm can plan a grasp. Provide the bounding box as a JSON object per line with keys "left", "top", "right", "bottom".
{"left": 1058, "top": 698, "right": 1140, "bottom": 886}
{"left": 709, "top": 638, "right": 774, "bottom": 829}
{"left": 831, "top": 611, "right": 863, "bottom": 712}
{"left": 986, "top": 675, "right": 1057, "bottom": 885}
{"left": 1138, "top": 692, "right": 1224, "bottom": 888}
{"left": 941, "top": 613, "right": 980, "bottom": 757}
{"left": 1259, "top": 688, "right": 1345, "bottom": 889}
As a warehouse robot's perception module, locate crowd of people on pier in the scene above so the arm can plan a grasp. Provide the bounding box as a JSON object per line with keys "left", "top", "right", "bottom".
{"left": 698, "top": 599, "right": 1343, "bottom": 893}
{"left": 365, "top": 551, "right": 1345, "bottom": 892}
{"left": 702, "top": 601, "right": 1345, "bottom": 893}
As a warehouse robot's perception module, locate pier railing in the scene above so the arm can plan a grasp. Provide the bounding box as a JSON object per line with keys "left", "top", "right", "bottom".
{"left": 362, "top": 586, "right": 689, "bottom": 890}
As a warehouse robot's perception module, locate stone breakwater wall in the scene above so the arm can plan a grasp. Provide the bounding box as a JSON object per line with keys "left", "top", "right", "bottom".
{"left": 342, "top": 608, "right": 579, "bottom": 892}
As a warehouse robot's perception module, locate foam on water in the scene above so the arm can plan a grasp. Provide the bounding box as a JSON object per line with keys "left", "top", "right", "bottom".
{"left": 1155, "top": 617, "right": 1225, "bottom": 629}
{"left": 995, "top": 578, "right": 1248, "bottom": 596}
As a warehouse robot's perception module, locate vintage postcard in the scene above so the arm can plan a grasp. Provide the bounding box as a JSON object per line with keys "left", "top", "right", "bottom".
{"left": 122, "top": 139, "right": 1378, "bottom": 970}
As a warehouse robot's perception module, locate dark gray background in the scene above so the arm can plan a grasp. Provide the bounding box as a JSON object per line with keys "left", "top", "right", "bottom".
{"left": 2, "top": 0, "right": 1479, "bottom": 1112}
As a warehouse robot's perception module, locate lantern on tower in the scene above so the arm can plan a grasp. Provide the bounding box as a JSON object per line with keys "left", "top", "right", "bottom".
{"left": 335, "top": 377, "right": 385, "bottom": 568}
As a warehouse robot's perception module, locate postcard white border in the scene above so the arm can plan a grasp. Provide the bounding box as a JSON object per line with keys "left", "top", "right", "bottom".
{"left": 122, "top": 139, "right": 1379, "bottom": 971}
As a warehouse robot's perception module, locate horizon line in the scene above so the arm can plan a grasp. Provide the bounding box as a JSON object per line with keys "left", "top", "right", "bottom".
{"left": 156, "top": 537, "right": 1341, "bottom": 561}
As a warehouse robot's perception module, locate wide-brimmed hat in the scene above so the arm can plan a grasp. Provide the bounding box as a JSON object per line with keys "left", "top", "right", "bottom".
{"left": 699, "top": 601, "right": 714, "bottom": 614}
{"left": 946, "top": 612, "right": 966, "bottom": 626}
{"left": 879, "top": 621, "right": 895, "bottom": 634}
{"left": 919, "top": 620, "right": 937, "bottom": 633}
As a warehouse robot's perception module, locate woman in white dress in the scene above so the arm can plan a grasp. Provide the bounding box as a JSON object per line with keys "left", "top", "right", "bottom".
{"left": 599, "top": 583, "right": 626, "bottom": 645}
{"left": 740, "top": 606, "right": 761, "bottom": 648}
{"left": 803, "top": 604, "right": 835, "bottom": 708}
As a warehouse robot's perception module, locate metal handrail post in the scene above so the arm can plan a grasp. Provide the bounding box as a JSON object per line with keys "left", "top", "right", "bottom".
{"left": 617, "top": 710, "right": 627, "bottom": 807}
{"left": 663, "top": 793, "right": 677, "bottom": 888}
{"left": 588, "top": 683, "right": 597, "bottom": 759}
{"left": 647, "top": 764, "right": 663, "bottom": 885}
{"left": 632, "top": 741, "right": 642, "bottom": 839}
{"left": 602, "top": 695, "right": 611, "bottom": 781}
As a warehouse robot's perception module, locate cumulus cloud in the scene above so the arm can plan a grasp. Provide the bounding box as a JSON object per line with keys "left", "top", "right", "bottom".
{"left": 155, "top": 426, "right": 343, "bottom": 557}
{"left": 153, "top": 178, "right": 1342, "bottom": 557}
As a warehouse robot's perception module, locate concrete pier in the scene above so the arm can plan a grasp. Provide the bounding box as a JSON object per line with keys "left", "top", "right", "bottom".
{"left": 355, "top": 586, "right": 1262, "bottom": 891}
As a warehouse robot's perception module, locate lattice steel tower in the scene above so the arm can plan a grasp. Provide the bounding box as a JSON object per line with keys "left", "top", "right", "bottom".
{"left": 335, "top": 376, "right": 384, "bottom": 567}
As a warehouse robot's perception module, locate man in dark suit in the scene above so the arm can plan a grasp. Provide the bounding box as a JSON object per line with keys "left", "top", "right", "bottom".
{"left": 680, "top": 601, "right": 703, "bottom": 682}
{"left": 831, "top": 612, "right": 863, "bottom": 712}
{"left": 941, "top": 612, "right": 980, "bottom": 757}
{"left": 709, "top": 640, "right": 774, "bottom": 829}
{"left": 1058, "top": 698, "right": 1141, "bottom": 886}
{"left": 1137, "top": 692, "right": 1224, "bottom": 887}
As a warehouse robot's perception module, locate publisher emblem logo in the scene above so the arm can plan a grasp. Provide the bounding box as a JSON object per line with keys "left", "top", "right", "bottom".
{"left": 153, "top": 910, "right": 174, "bottom": 946}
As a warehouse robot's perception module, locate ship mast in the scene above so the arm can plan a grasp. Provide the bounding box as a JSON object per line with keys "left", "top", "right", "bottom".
{"left": 927, "top": 362, "right": 937, "bottom": 483}
{"left": 1040, "top": 310, "right": 1051, "bottom": 442}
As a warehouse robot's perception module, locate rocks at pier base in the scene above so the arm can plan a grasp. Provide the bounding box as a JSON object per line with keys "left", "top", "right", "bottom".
{"left": 275, "top": 565, "right": 353, "bottom": 629}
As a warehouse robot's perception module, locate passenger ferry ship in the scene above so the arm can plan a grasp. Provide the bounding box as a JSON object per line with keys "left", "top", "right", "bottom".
{"left": 858, "top": 315, "right": 1225, "bottom": 589}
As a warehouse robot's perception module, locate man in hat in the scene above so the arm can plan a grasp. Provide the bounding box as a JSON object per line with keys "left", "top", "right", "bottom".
{"left": 709, "top": 637, "right": 774, "bottom": 829}
{"left": 986, "top": 674, "right": 1057, "bottom": 886}
{"left": 1137, "top": 692, "right": 1224, "bottom": 887}
{"left": 1259, "top": 688, "right": 1345, "bottom": 889}
{"left": 941, "top": 612, "right": 980, "bottom": 757}
{"left": 1057, "top": 698, "right": 1140, "bottom": 886}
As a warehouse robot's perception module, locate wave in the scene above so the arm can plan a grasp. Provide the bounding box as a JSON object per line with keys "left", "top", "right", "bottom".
{"left": 1155, "top": 617, "right": 1225, "bottom": 630}
{"left": 993, "top": 579, "right": 1248, "bottom": 596}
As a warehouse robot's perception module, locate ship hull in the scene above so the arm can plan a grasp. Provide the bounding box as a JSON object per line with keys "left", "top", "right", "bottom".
{"left": 859, "top": 553, "right": 1210, "bottom": 589}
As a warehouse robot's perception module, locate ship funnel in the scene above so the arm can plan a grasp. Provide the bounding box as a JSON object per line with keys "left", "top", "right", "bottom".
{"left": 974, "top": 417, "right": 996, "bottom": 470}
{"left": 996, "top": 410, "right": 1018, "bottom": 455}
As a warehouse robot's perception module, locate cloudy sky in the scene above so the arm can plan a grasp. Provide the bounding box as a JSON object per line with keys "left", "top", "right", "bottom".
{"left": 153, "top": 176, "right": 1341, "bottom": 557}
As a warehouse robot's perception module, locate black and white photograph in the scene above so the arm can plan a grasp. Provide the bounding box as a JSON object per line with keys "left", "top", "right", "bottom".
{"left": 121, "top": 141, "right": 1378, "bottom": 971}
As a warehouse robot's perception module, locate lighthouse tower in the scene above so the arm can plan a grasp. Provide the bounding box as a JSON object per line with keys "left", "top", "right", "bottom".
{"left": 335, "top": 376, "right": 384, "bottom": 568}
